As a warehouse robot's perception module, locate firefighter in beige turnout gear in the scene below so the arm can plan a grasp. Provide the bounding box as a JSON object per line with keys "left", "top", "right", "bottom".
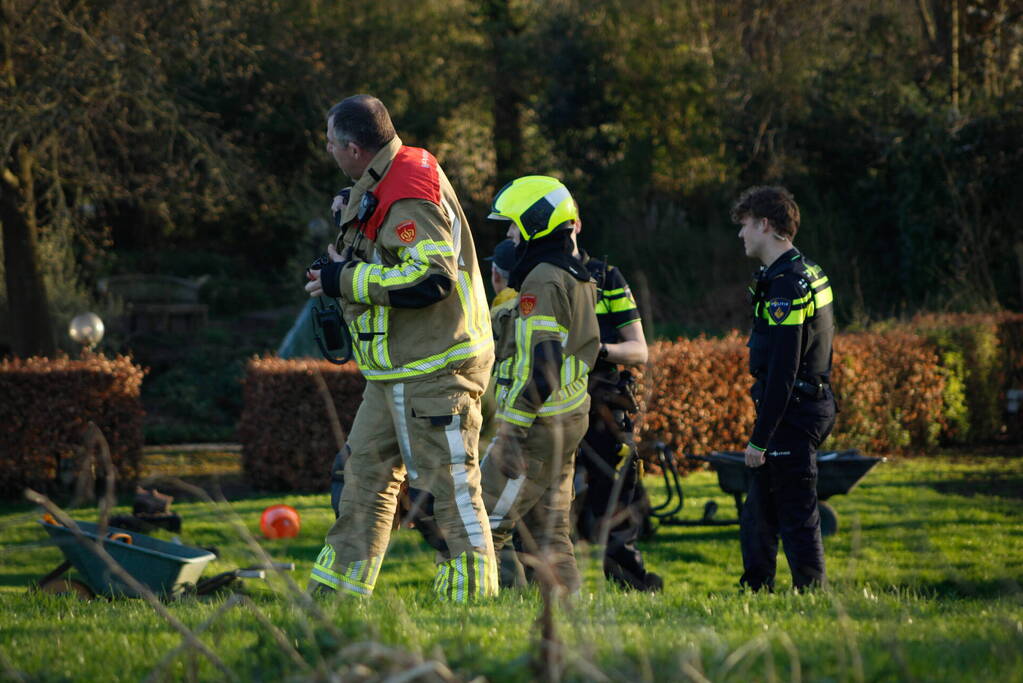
{"left": 305, "top": 95, "right": 497, "bottom": 601}
{"left": 481, "top": 176, "right": 599, "bottom": 594}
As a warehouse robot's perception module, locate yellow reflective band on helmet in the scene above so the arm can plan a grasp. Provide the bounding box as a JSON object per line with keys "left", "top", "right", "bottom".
{"left": 488, "top": 176, "right": 578, "bottom": 242}
{"left": 433, "top": 550, "right": 498, "bottom": 603}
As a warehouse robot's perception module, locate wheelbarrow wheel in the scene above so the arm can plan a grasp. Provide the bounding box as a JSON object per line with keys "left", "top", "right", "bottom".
{"left": 818, "top": 501, "right": 838, "bottom": 537}
{"left": 39, "top": 577, "right": 95, "bottom": 601}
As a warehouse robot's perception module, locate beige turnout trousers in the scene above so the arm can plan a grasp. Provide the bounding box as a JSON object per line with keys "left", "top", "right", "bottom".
{"left": 311, "top": 369, "right": 498, "bottom": 601}
{"left": 481, "top": 400, "right": 589, "bottom": 593}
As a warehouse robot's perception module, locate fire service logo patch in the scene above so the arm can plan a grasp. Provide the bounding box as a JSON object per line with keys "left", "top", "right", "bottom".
{"left": 396, "top": 220, "right": 417, "bottom": 243}
{"left": 519, "top": 294, "right": 537, "bottom": 316}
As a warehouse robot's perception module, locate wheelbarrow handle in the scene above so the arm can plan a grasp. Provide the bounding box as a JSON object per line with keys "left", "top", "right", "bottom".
{"left": 243, "top": 562, "right": 296, "bottom": 572}
{"left": 236, "top": 569, "right": 266, "bottom": 579}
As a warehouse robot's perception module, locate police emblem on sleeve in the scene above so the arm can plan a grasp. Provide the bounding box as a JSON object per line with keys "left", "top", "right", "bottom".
{"left": 396, "top": 220, "right": 417, "bottom": 243}
{"left": 519, "top": 294, "right": 537, "bottom": 316}
{"left": 768, "top": 298, "right": 791, "bottom": 323}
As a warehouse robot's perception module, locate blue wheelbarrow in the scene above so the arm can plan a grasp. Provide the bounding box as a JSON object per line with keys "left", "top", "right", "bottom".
{"left": 34, "top": 518, "right": 291, "bottom": 600}
{"left": 649, "top": 446, "right": 885, "bottom": 536}
{"left": 35, "top": 518, "right": 217, "bottom": 599}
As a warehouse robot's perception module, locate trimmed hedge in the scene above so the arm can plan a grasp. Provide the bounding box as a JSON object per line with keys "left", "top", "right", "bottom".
{"left": 238, "top": 314, "right": 1023, "bottom": 488}
{"left": 0, "top": 353, "right": 145, "bottom": 497}
{"left": 828, "top": 331, "right": 947, "bottom": 453}
{"left": 636, "top": 313, "right": 1023, "bottom": 458}
{"left": 239, "top": 357, "right": 365, "bottom": 492}
{"left": 902, "top": 313, "right": 1023, "bottom": 443}
{"left": 638, "top": 333, "right": 755, "bottom": 458}
{"left": 637, "top": 329, "right": 952, "bottom": 460}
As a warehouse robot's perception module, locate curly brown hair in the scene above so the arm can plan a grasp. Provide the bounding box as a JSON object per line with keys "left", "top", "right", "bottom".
{"left": 730, "top": 186, "right": 800, "bottom": 239}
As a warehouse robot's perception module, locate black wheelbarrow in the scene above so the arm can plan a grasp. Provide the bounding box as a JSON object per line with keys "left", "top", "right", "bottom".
{"left": 649, "top": 445, "right": 884, "bottom": 536}
{"left": 34, "top": 518, "right": 293, "bottom": 600}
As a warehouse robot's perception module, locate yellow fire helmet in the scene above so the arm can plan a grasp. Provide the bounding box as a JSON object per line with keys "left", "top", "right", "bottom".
{"left": 488, "top": 175, "right": 578, "bottom": 242}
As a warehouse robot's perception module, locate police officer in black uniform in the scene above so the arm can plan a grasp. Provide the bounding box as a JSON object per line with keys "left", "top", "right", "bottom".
{"left": 733, "top": 185, "right": 836, "bottom": 592}
{"left": 570, "top": 218, "right": 662, "bottom": 592}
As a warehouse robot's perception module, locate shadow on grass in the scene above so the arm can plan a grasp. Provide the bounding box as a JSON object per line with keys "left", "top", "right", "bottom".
{"left": 855, "top": 517, "right": 1015, "bottom": 533}
{"left": 899, "top": 576, "right": 1023, "bottom": 600}
{"left": 653, "top": 527, "right": 740, "bottom": 542}
{"left": 929, "top": 474, "right": 1023, "bottom": 501}
{"left": 0, "top": 572, "right": 51, "bottom": 589}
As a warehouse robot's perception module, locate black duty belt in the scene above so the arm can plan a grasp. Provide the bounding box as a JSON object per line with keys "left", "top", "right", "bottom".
{"left": 793, "top": 377, "right": 829, "bottom": 400}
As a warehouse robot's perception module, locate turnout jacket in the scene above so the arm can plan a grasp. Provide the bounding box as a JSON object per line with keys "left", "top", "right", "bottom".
{"left": 323, "top": 136, "right": 493, "bottom": 382}
{"left": 493, "top": 263, "right": 599, "bottom": 428}
{"left": 747, "top": 248, "right": 835, "bottom": 450}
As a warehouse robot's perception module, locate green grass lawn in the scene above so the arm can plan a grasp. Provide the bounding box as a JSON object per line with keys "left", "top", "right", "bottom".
{"left": 1, "top": 450, "right": 1021, "bottom": 681}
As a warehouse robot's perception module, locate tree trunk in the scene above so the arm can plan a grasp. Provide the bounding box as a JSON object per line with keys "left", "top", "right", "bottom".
{"left": 1016, "top": 241, "right": 1023, "bottom": 311}
{"left": 1, "top": 143, "right": 57, "bottom": 358}
{"left": 483, "top": 0, "right": 523, "bottom": 187}
{"left": 950, "top": 0, "right": 959, "bottom": 109}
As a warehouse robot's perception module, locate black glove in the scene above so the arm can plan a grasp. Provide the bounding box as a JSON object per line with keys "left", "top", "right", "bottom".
{"left": 318, "top": 259, "right": 349, "bottom": 299}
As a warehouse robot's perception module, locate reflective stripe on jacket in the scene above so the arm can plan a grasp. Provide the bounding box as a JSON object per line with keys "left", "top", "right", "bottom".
{"left": 332, "top": 137, "right": 493, "bottom": 381}
{"left": 493, "top": 263, "right": 599, "bottom": 427}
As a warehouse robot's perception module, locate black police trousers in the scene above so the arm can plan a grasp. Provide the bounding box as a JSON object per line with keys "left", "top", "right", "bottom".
{"left": 739, "top": 413, "right": 833, "bottom": 592}
{"left": 576, "top": 421, "right": 654, "bottom": 590}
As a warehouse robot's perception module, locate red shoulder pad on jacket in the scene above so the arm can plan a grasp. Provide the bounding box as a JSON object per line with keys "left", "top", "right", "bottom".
{"left": 362, "top": 146, "right": 442, "bottom": 240}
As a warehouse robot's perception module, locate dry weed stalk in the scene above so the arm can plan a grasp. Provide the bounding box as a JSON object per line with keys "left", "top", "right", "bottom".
{"left": 23, "top": 488, "right": 234, "bottom": 679}
{"left": 0, "top": 646, "right": 27, "bottom": 683}
{"left": 143, "top": 594, "right": 246, "bottom": 683}
{"left": 24, "top": 424, "right": 232, "bottom": 677}
{"left": 718, "top": 634, "right": 770, "bottom": 681}
{"left": 144, "top": 475, "right": 342, "bottom": 658}
{"left": 83, "top": 422, "right": 117, "bottom": 537}
{"left": 312, "top": 368, "right": 349, "bottom": 453}
{"left": 516, "top": 551, "right": 563, "bottom": 683}
{"left": 321, "top": 641, "right": 464, "bottom": 682}
{"left": 681, "top": 660, "right": 712, "bottom": 683}
{"left": 832, "top": 599, "right": 865, "bottom": 683}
